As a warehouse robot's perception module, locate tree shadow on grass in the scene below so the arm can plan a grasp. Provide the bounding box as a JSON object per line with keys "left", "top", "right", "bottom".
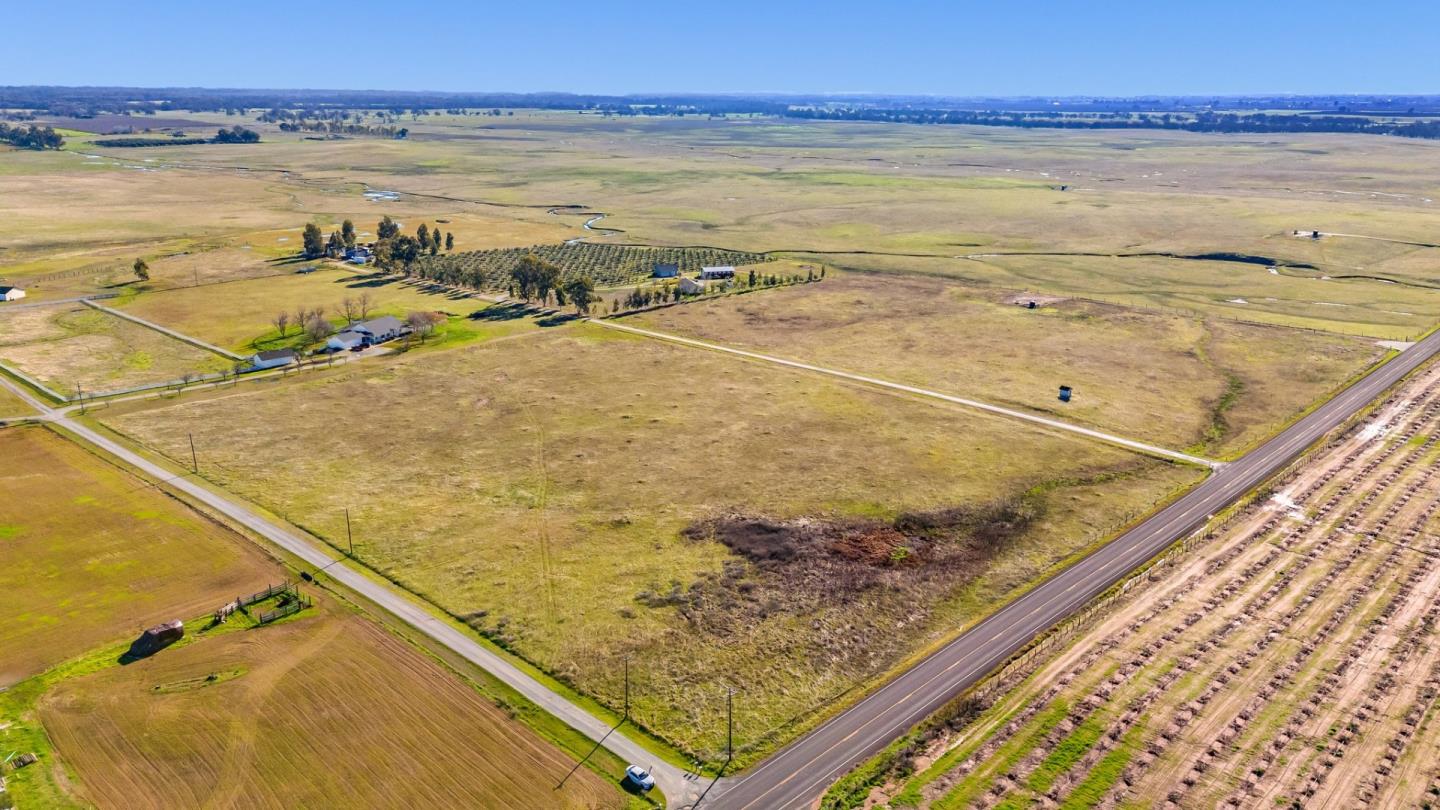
{"left": 536, "top": 313, "right": 580, "bottom": 328}
{"left": 470, "top": 302, "right": 532, "bottom": 322}
{"left": 339, "top": 274, "right": 401, "bottom": 289}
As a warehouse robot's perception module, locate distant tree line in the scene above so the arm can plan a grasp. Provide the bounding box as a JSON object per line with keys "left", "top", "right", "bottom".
{"left": 97, "top": 126, "right": 260, "bottom": 148}
{"left": 784, "top": 107, "right": 1440, "bottom": 139}
{"left": 0, "top": 123, "right": 63, "bottom": 149}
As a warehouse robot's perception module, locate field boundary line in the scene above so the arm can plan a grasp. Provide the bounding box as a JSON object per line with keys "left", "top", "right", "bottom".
{"left": 81, "top": 299, "right": 245, "bottom": 360}
{"left": 0, "top": 358, "right": 72, "bottom": 403}
{"left": 592, "top": 319, "right": 1219, "bottom": 469}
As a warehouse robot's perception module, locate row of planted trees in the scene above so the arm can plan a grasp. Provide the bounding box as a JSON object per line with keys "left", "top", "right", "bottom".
{"left": 604, "top": 265, "right": 826, "bottom": 314}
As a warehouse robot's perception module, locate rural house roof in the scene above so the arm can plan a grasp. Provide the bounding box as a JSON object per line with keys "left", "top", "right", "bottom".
{"left": 354, "top": 315, "right": 403, "bottom": 335}
{"left": 255, "top": 349, "right": 297, "bottom": 362}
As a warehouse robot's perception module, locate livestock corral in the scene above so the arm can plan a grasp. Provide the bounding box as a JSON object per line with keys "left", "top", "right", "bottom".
{"left": 855, "top": 359, "right": 1440, "bottom": 809}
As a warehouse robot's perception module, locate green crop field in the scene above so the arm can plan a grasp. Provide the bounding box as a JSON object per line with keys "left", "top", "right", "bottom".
{"left": 97, "top": 325, "right": 1202, "bottom": 761}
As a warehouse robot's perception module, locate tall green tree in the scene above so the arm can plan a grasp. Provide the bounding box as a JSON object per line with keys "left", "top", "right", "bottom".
{"left": 132, "top": 258, "right": 149, "bottom": 282}
{"left": 563, "top": 275, "right": 595, "bottom": 314}
{"left": 377, "top": 215, "right": 399, "bottom": 239}
{"left": 341, "top": 219, "right": 356, "bottom": 249}
{"left": 302, "top": 222, "right": 325, "bottom": 258}
{"left": 416, "top": 223, "right": 431, "bottom": 252}
{"left": 445, "top": 232, "right": 454, "bottom": 251}
{"left": 509, "top": 253, "right": 560, "bottom": 303}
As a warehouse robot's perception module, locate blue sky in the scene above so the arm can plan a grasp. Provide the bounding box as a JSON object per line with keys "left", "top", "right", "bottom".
{"left": 4, "top": 0, "right": 1436, "bottom": 96}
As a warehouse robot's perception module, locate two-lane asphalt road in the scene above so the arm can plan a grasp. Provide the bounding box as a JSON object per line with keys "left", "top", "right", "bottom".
{"left": 715, "top": 328, "right": 1440, "bottom": 809}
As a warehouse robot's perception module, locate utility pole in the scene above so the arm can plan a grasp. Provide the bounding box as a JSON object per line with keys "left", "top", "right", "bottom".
{"left": 75, "top": 382, "right": 85, "bottom": 414}
{"left": 188, "top": 433, "right": 198, "bottom": 473}
{"left": 726, "top": 687, "right": 735, "bottom": 765}
{"left": 345, "top": 507, "right": 354, "bottom": 556}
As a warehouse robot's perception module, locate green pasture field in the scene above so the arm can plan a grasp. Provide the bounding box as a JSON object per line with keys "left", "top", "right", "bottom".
{"left": 113, "top": 265, "right": 534, "bottom": 353}
{"left": 629, "top": 271, "right": 1388, "bottom": 457}
{"left": 96, "top": 324, "right": 1203, "bottom": 761}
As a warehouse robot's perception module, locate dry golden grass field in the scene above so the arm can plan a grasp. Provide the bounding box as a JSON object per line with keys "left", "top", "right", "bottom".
{"left": 7, "top": 109, "right": 1440, "bottom": 782}
{"left": 0, "top": 303, "right": 227, "bottom": 395}
{"left": 860, "top": 362, "right": 1440, "bottom": 810}
{"left": 37, "top": 597, "right": 624, "bottom": 810}
{"left": 97, "top": 324, "right": 1203, "bottom": 759}
{"left": 0, "top": 378, "right": 36, "bottom": 415}
{"left": 0, "top": 426, "right": 274, "bottom": 688}
{"left": 6, "top": 113, "right": 1439, "bottom": 337}
{"left": 630, "top": 271, "right": 1387, "bottom": 457}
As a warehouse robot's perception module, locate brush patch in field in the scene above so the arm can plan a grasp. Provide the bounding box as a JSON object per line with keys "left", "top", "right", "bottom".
{"left": 675, "top": 498, "right": 1042, "bottom": 638}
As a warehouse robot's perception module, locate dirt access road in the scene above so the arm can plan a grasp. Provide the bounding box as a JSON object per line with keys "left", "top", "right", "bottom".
{"left": 711, "top": 327, "right": 1440, "bottom": 809}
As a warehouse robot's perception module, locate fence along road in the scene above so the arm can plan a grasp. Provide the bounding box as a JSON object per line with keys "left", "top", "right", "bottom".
{"left": 712, "top": 328, "right": 1440, "bottom": 810}
{"left": 0, "top": 375, "right": 701, "bottom": 807}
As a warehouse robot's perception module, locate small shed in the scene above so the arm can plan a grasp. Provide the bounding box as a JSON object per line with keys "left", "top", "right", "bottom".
{"left": 129, "top": 619, "right": 183, "bottom": 658}
{"left": 249, "top": 348, "right": 297, "bottom": 371}
{"left": 652, "top": 263, "right": 679, "bottom": 278}
{"left": 678, "top": 277, "right": 706, "bottom": 295}
{"left": 0, "top": 286, "right": 26, "bottom": 302}
{"left": 700, "top": 266, "right": 735, "bottom": 280}
{"left": 1058, "top": 385, "right": 1073, "bottom": 403}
